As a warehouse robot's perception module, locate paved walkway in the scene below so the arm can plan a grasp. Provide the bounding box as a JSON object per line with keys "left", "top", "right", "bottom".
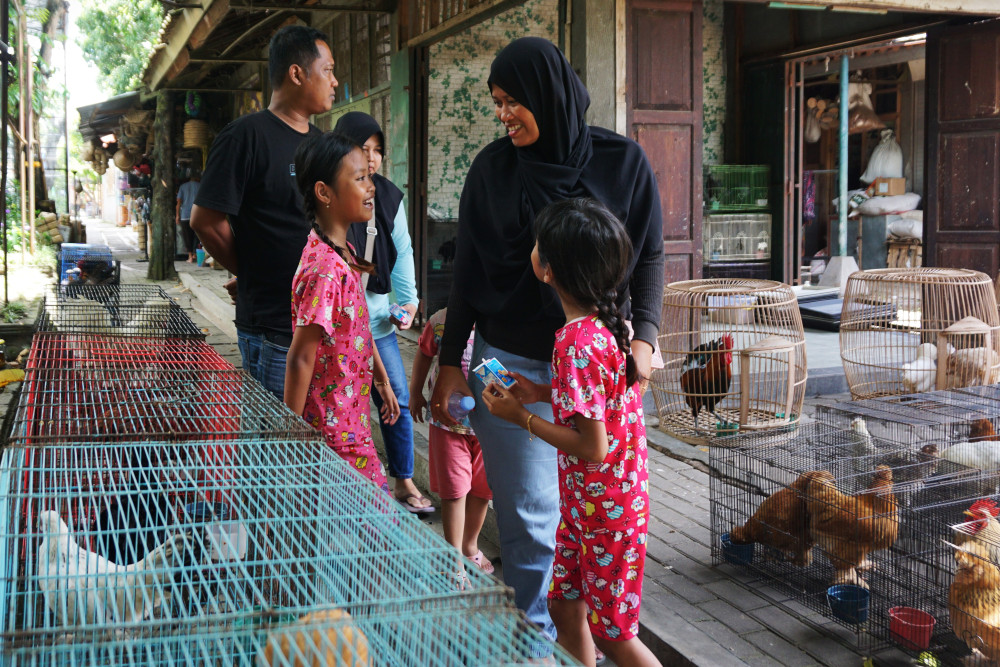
{"left": 87, "top": 218, "right": 912, "bottom": 666}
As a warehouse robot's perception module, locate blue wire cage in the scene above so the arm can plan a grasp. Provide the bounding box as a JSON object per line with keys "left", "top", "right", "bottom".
{"left": 0, "top": 438, "right": 552, "bottom": 665}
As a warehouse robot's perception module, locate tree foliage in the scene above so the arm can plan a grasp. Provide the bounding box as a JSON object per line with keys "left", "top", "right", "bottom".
{"left": 76, "top": 0, "right": 163, "bottom": 94}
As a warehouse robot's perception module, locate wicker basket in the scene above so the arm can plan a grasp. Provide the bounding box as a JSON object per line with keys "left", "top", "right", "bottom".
{"left": 183, "top": 119, "right": 209, "bottom": 149}
{"left": 113, "top": 149, "right": 136, "bottom": 171}
{"left": 121, "top": 109, "right": 153, "bottom": 138}
{"left": 651, "top": 278, "right": 807, "bottom": 445}
{"left": 79, "top": 142, "right": 94, "bottom": 162}
{"left": 840, "top": 268, "right": 1000, "bottom": 400}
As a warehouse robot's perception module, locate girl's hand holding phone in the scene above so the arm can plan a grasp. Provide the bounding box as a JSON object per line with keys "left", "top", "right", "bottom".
{"left": 375, "top": 381, "right": 400, "bottom": 425}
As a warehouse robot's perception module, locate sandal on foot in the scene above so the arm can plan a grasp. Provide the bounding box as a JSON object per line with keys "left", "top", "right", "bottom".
{"left": 469, "top": 550, "right": 495, "bottom": 574}
{"left": 395, "top": 493, "right": 434, "bottom": 514}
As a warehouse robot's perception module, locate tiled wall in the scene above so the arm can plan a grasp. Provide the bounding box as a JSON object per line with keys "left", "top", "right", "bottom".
{"left": 426, "top": 0, "right": 559, "bottom": 219}
{"left": 703, "top": 0, "right": 725, "bottom": 166}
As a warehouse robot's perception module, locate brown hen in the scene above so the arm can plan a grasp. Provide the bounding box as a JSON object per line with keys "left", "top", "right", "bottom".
{"left": 730, "top": 471, "right": 826, "bottom": 566}
{"left": 805, "top": 465, "right": 899, "bottom": 588}
{"left": 950, "top": 538, "right": 1000, "bottom": 663}
{"left": 970, "top": 418, "right": 1000, "bottom": 443}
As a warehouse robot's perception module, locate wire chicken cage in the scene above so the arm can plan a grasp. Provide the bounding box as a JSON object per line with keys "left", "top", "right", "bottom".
{"left": 840, "top": 268, "right": 1000, "bottom": 400}
{"left": 38, "top": 285, "right": 205, "bottom": 339}
{"left": 703, "top": 213, "right": 771, "bottom": 262}
{"left": 58, "top": 244, "right": 117, "bottom": 287}
{"left": 815, "top": 389, "right": 1000, "bottom": 452}
{"left": 0, "top": 438, "right": 571, "bottom": 665}
{"left": 710, "top": 422, "right": 985, "bottom": 654}
{"left": 651, "top": 279, "right": 807, "bottom": 444}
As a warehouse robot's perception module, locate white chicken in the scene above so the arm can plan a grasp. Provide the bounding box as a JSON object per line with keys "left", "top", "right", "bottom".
{"left": 848, "top": 416, "right": 877, "bottom": 472}
{"left": 941, "top": 441, "right": 1000, "bottom": 496}
{"left": 122, "top": 297, "right": 175, "bottom": 335}
{"left": 37, "top": 510, "right": 189, "bottom": 627}
{"left": 900, "top": 342, "right": 938, "bottom": 394}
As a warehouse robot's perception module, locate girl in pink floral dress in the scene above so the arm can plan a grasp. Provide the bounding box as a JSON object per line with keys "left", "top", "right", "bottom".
{"left": 482, "top": 198, "right": 660, "bottom": 667}
{"left": 284, "top": 132, "right": 399, "bottom": 492}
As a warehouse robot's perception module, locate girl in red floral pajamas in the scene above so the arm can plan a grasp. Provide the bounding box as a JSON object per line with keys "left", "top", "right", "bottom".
{"left": 482, "top": 198, "right": 661, "bottom": 667}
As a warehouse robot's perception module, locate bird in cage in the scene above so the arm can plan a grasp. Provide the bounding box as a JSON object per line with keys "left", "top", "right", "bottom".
{"left": 957, "top": 499, "right": 1000, "bottom": 565}
{"left": 875, "top": 443, "right": 940, "bottom": 484}
{"left": 945, "top": 344, "right": 1000, "bottom": 389}
{"left": 900, "top": 342, "right": 939, "bottom": 394}
{"left": 680, "top": 334, "right": 734, "bottom": 430}
{"left": 729, "top": 471, "right": 827, "bottom": 567}
{"left": 847, "top": 417, "right": 877, "bottom": 473}
{"left": 258, "top": 607, "right": 371, "bottom": 667}
{"left": 970, "top": 418, "right": 1000, "bottom": 442}
{"left": 949, "top": 531, "right": 1000, "bottom": 664}
{"left": 37, "top": 510, "right": 192, "bottom": 627}
{"left": 941, "top": 440, "right": 1000, "bottom": 494}
{"left": 804, "top": 466, "right": 899, "bottom": 589}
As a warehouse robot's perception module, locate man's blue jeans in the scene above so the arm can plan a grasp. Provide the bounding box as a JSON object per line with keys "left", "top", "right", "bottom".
{"left": 237, "top": 329, "right": 289, "bottom": 401}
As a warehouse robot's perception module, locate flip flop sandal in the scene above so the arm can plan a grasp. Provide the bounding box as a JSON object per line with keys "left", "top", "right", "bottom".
{"left": 469, "top": 550, "right": 495, "bottom": 574}
{"left": 395, "top": 493, "right": 434, "bottom": 514}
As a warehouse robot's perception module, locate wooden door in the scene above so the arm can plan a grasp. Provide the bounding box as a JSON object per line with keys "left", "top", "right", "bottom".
{"left": 626, "top": 0, "right": 703, "bottom": 284}
{"left": 925, "top": 19, "right": 1000, "bottom": 276}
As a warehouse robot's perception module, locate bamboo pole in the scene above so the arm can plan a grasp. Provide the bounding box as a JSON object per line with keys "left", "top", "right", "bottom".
{"left": 26, "top": 43, "right": 34, "bottom": 255}
{"left": 17, "top": 12, "right": 25, "bottom": 265}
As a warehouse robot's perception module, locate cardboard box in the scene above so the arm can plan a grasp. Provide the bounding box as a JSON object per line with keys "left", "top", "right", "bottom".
{"left": 869, "top": 177, "right": 906, "bottom": 197}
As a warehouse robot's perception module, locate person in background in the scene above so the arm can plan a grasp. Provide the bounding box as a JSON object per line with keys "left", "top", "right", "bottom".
{"left": 410, "top": 308, "right": 493, "bottom": 572}
{"left": 284, "top": 131, "right": 399, "bottom": 490}
{"left": 334, "top": 112, "right": 430, "bottom": 514}
{"left": 191, "top": 25, "right": 337, "bottom": 399}
{"left": 175, "top": 173, "right": 200, "bottom": 263}
{"left": 430, "top": 37, "right": 664, "bottom": 641}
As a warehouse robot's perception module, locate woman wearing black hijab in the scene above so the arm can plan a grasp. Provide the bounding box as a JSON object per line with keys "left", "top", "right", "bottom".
{"left": 333, "top": 112, "right": 431, "bottom": 514}
{"left": 430, "top": 37, "right": 664, "bottom": 647}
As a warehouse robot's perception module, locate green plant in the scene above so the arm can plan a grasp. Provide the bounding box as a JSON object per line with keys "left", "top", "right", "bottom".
{"left": 0, "top": 301, "right": 27, "bottom": 323}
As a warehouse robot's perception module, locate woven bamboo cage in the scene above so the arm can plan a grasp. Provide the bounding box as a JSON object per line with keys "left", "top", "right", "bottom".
{"left": 112, "top": 148, "right": 136, "bottom": 171}
{"left": 183, "top": 119, "right": 209, "bottom": 149}
{"left": 840, "top": 268, "right": 1000, "bottom": 400}
{"left": 651, "top": 279, "right": 808, "bottom": 445}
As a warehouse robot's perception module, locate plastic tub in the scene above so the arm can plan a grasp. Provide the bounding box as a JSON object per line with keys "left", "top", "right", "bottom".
{"left": 826, "top": 585, "right": 870, "bottom": 624}
{"left": 889, "top": 606, "right": 936, "bottom": 650}
{"left": 720, "top": 532, "right": 754, "bottom": 565}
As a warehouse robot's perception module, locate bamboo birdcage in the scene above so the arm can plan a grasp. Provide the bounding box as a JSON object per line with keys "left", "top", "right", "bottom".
{"left": 840, "top": 268, "right": 1000, "bottom": 400}
{"left": 651, "top": 279, "right": 807, "bottom": 445}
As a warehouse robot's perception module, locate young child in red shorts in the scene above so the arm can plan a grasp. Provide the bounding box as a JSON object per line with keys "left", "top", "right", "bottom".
{"left": 410, "top": 308, "right": 494, "bottom": 574}
{"left": 482, "top": 198, "right": 660, "bottom": 667}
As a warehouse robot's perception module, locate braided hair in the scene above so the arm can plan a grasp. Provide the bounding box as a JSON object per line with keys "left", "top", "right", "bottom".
{"left": 294, "top": 131, "right": 375, "bottom": 275}
{"left": 534, "top": 198, "right": 638, "bottom": 386}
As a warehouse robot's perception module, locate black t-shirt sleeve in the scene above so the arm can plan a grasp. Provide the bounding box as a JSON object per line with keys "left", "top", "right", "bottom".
{"left": 194, "top": 121, "right": 254, "bottom": 217}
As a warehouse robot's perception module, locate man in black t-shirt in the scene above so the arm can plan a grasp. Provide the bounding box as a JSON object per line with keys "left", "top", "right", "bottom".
{"left": 191, "top": 25, "right": 337, "bottom": 398}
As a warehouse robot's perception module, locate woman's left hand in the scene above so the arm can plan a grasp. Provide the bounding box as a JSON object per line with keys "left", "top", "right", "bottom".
{"left": 631, "top": 339, "right": 654, "bottom": 396}
{"left": 392, "top": 303, "right": 419, "bottom": 330}
{"left": 376, "top": 382, "right": 400, "bottom": 425}
{"left": 480, "top": 381, "right": 528, "bottom": 426}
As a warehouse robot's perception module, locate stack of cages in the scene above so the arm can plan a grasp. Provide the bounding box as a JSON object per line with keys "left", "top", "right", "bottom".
{"left": 37, "top": 284, "right": 205, "bottom": 339}
{"left": 58, "top": 243, "right": 119, "bottom": 288}
{"left": 0, "top": 287, "right": 572, "bottom": 664}
{"left": 703, "top": 165, "right": 771, "bottom": 281}
{"left": 710, "top": 421, "right": 987, "bottom": 656}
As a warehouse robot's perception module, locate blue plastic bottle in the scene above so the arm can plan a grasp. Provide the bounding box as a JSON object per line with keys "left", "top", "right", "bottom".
{"left": 448, "top": 393, "right": 476, "bottom": 420}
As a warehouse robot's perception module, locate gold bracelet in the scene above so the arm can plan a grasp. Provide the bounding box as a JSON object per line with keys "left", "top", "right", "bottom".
{"left": 525, "top": 413, "right": 536, "bottom": 440}
{"left": 374, "top": 380, "right": 389, "bottom": 387}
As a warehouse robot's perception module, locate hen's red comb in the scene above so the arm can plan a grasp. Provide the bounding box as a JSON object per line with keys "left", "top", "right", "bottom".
{"left": 968, "top": 498, "right": 1000, "bottom": 517}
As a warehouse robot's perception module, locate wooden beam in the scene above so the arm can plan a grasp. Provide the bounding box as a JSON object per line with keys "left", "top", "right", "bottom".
{"left": 740, "top": 0, "right": 999, "bottom": 15}
{"left": 227, "top": 0, "right": 395, "bottom": 12}
{"left": 149, "top": 90, "right": 176, "bottom": 281}
{"left": 404, "top": 0, "right": 520, "bottom": 46}
{"left": 188, "top": 57, "right": 268, "bottom": 64}
{"left": 190, "top": 0, "right": 231, "bottom": 50}
{"left": 145, "top": 0, "right": 229, "bottom": 91}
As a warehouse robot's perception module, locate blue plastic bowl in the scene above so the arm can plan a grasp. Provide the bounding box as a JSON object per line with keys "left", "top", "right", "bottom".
{"left": 827, "top": 584, "right": 870, "bottom": 624}
{"left": 720, "top": 532, "right": 755, "bottom": 565}
{"left": 183, "top": 501, "right": 231, "bottom": 523}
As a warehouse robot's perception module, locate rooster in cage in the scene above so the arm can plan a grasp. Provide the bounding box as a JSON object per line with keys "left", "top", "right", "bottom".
{"left": 37, "top": 510, "right": 191, "bottom": 627}
{"left": 949, "top": 525, "right": 1000, "bottom": 664}
{"left": 680, "top": 334, "right": 734, "bottom": 430}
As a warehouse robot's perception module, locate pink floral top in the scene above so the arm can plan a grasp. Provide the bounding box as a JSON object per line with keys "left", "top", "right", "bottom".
{"left": 291, "top": 231, "right": 377, "bottom": 470}
{"left": 551, "top": 314, "right": 649, "bottom": 531}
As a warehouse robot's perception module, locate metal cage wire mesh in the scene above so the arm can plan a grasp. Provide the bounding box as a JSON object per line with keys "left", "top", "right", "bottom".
{"left": 709, "top": 422, "right": 988, "bottom": 655}
{"left": 651, "top": 279, "right": 807, "bottom": 445}
{"left": 38, "top": 285, "right": 205, "bottom": 339}
{"left": 0, "top": 439, "right": 572, "bottom": 665}
{"left": 840, "top": 268, "right": 1000, "bottom": 400}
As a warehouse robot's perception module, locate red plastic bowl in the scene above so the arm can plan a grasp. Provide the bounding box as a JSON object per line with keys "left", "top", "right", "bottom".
{"left": 889, "top": 606, "right": 936, "bottom": 650}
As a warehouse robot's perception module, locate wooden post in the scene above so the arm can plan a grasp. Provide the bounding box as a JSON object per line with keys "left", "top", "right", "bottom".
{"left": 149, "top": 90, "right": 176, "bottom": 280}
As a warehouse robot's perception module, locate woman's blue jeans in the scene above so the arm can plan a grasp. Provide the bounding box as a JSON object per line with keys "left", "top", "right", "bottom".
{"left": 468, "top": 334, "right": 559, "bottom": 640}
{"left": 237, "top": 329, "right": 288, "bottom": 400}
{"left": 370, "top": 333, "right": 415, "bottom": 481}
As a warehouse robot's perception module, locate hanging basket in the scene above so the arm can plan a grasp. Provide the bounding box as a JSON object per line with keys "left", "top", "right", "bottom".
{"left": 145, "top": 126, "right": 156, "bottom": 155}
{"left": 183, "top": 119, "right": 209, "bottom": 149}
{"left": 121, "top": 109, "right": 153, "bottom": 138}
{"left": 113, "top": 148, "right": 136, "bottom": 172}
{"left": 840, "top": 267, "right": 1000, "bottom": 399}
{"left": 79, "top": 142, "right": 94, "bottom": 162}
